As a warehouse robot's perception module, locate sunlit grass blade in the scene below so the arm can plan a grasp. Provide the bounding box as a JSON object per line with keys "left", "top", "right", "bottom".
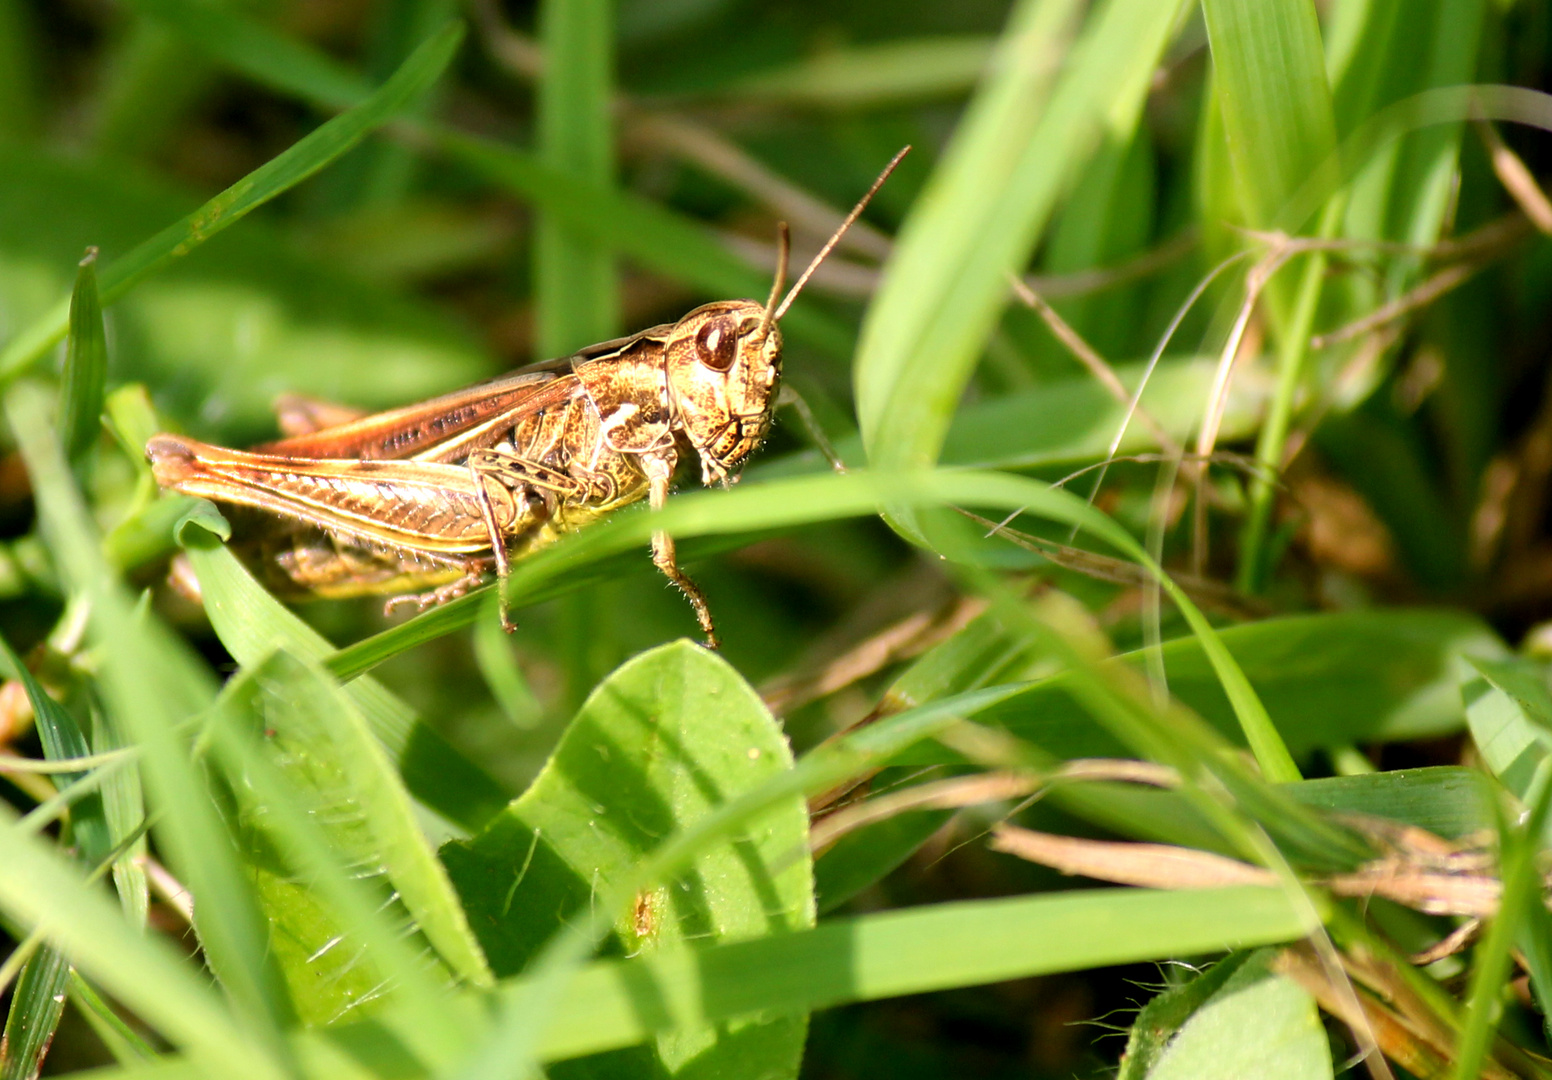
{"left": 58, "top": 247, "right": 107, "bottom": 470}
{"left": 6, "top": 384, "right": 297, "bottom": 1065}
{"left": 315, "top": 465, "right": 1297, "bottom": 785}
{"left": 0, "top": 21, "right": 464, "bottom": 381}
{"left": 1201, "top": 0, "right": 1336, "bottom": 232}
{"left": 855, "top": 0, "right": 1188, "bottom": 482}
{"left": 463, "top": 883, "right": 1321, "bottom": 1076}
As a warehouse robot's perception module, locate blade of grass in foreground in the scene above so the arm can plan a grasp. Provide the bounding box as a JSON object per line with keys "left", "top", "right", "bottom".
{"left": 0, "top": 21, "right": 464, "bottom": 381}
{"left": 7, "top": 384, "right": 297, "bottom": 1071}
{"left": 0, "top": 804, "right": 273, "bottom": 1079}
{"left": 325, "top": 467, "right": 1297, "bottom": 785}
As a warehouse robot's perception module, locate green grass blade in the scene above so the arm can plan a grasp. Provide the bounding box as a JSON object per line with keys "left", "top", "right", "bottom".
{"left": 319, "top": 465, "right": 1296, "bottom": 785}
{"left": 58, "top": 247, "right": 107, "bottom": 470}
{"left": 534, "top": 0, "right": 617, "bottom": 357}
{"left": 855, "top": 0, "right": 1187, "bottom": 484}
{"left": 0, "top": 804, "right": 273, "bottom": 1079}
{"left": 1, "top": 943, "right": 71, "bottom": 1080}
{"left": 174, "top": 517, "right": 509, "bottom": 831}
{"left": 0, "top": 21, "right": 464, "bottom": 382}
{"left": 1200, "top": 0, "right": 1337, "bottom": 231}
{"left": 6, "top": 384, "right": 297, "bottom": 1065}
{"left": 504, "top": 884, "right": 1320, "bottom": 1068}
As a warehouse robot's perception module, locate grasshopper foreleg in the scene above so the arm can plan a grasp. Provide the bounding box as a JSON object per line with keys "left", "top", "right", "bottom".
{"left": 642, "top": 451, "right": 717, "bottom": 648}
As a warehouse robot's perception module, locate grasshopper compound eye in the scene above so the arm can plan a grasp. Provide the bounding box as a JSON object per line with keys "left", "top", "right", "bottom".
{"left": 694, "top": 318, "right": 739, "bottom": 371}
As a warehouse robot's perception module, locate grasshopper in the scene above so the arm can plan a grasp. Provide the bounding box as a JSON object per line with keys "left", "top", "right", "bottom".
{"left": 146, "top": 149, "right": 906, "bottom": 646}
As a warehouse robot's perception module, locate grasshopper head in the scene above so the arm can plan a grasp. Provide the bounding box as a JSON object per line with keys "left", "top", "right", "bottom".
{"left": 668, "top": 146, "right": 907, "bottom": 487}
{"left": 665, "top": 299, "right": 782, "bottom": 486}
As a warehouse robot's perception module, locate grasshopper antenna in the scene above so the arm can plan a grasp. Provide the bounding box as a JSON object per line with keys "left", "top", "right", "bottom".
{"left": 756, "top": 222, "right": 791, "bottom": 340}
{"left": 772, "top": 145, "right": 910, "bottom": 322}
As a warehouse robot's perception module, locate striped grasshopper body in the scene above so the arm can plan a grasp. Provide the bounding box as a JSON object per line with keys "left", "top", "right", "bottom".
{"left": 146, "top": 151, "right": 905, "bottom": 645}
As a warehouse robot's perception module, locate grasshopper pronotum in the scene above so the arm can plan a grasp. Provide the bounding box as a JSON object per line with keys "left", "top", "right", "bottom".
{"left": 146, "top": 149, "right": 907, "bottom": 646}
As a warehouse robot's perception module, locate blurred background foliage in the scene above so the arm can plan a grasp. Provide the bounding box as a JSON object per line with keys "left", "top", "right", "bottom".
{"left": 10, "top": 0, "right": 1552, "bottom": 1076}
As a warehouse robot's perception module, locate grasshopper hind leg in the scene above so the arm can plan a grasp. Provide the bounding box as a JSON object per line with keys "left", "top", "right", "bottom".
{"left": 383, "top": 560, "right": 489, "bottom": 618}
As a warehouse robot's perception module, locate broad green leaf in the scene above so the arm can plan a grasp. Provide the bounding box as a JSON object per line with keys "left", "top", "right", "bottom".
{"left": 0, "top": 22, "right": 465, "bottom": 382}
{"left": 1118, "top": 952, "right": 1255, "bottom": 1080}
{"left": 176, "top": 518, "right": 509, "bottom": 832}
{"left": 442, "top": 641, "right": 814, "bottom": 1078}
{"left": 59, "top": 248, "right": 107, "bottom": 468}
{"left": 216, "top": 649, "right": 492, "bottom": 1013}
{"left": 534, "top": 0, "right": 617, "bottom": 357}
{"left": 1145, "top": 948, "right": 1330, "bottom": 1080}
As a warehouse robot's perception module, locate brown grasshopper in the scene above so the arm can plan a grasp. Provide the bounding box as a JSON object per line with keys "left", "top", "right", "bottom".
{"left": 146, "top": 149, "right": 906, "bottom": 646}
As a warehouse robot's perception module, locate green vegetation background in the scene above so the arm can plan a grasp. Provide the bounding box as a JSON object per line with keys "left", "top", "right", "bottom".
{"left": 5, "top": 0, "right": 1552, "bottom": 1078}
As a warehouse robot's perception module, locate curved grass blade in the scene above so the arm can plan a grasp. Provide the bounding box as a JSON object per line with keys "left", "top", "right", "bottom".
{"left": 0, "top": 21, "right": 464, "bottom": 381}
{"left": 854, "top": 0, "right": 1187, "bottom": 492}
{"left": 319, "top": 466, "right": 1296, "bottom": 783}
